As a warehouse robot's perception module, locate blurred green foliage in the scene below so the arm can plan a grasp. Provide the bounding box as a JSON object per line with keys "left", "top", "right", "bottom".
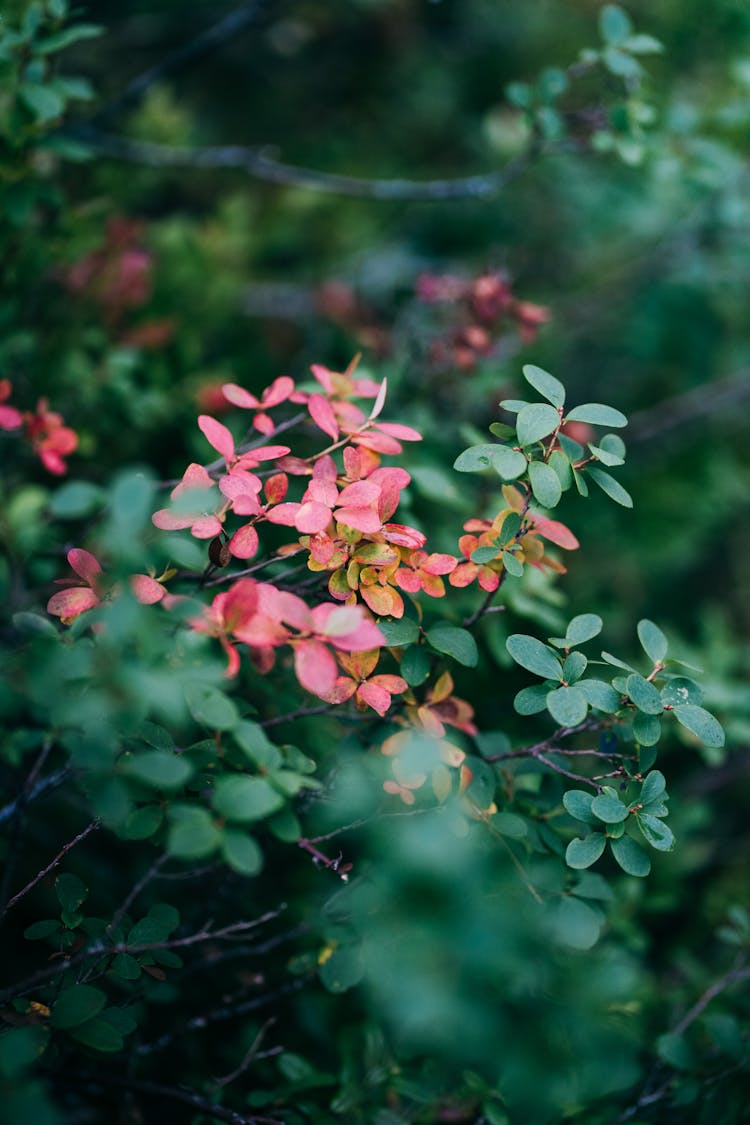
{"left": 1, "top": 1, "right": 750, "bottom": 1122}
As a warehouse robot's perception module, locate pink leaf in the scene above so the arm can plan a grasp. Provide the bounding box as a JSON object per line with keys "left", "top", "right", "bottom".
{"left": 334, "top": 506, "right": 382, "bottom": 534}
{"left": 421, "top": 553, "right": 457, "bottom": 576}
{"left": 265, "top": 502, "right": 301, "bottom": 526}
{"left": 130, "top": 575, "right": 166, "bottom": 604}
{"left": 337, "top": 480, "right": 380, "bottom": 507}
{"left": 198, "top": 415, "right": 235, "bottom": 460}
{"left": 294, "top": 639, "right": 338, "bottom": 697}
{"left": 356, "top": 680, "right": 392, "bottom": 717}
{"left": 375, "top": 422, "right": 423, "bottom": 441}
{"left": 47, "top": 587, "right": 99, "bottom": 619}
{"left": 382, "top": 523, "right": 427, "bottom": 549}
{"left": 222, "top": 383, "right": 259, "bottom": 409}
{"left": 190, "top": 515, "right": 223, "bottom": 539}
{"left": 311, "top": 604, "right": 364, "bottom": 638}
{"left": 331, "top": 617, "right": 386, "bottom": 652}
{"left": 228, "top": 524, "right": 260, "bottom": 559}
{"left": 261, "top": 375, "right": 294, "bottom": 407}
{"left": 308, "top": 393, "right": 339, "bottom": 441}
{"left": 319, "top": 676, "right": 358, "bottom": 705}
{"left": 173, "top": 462, "right": 214, "bottom": 497}
{"left": 152, "top": 508, "right": 194, "bottom": 531}
{"left": 369, "top": 378, "right": 388, "bottom": 420}
{"left": 310, "top": 364, "right": 334, "bottom": 394}
{"left": 533, "top": 517, "right": 580, "bottom": 550}
{"left": 67, "top": 548, "right": 102, "bottom": 586}
{"left": 295, "top": 501, "right": 333, "bottom": 534}
{"left": 0, "top": 405, "right": 23, "bottom": 430}
{"left": 395, "top": 568, "right": 421, "bottom": 594}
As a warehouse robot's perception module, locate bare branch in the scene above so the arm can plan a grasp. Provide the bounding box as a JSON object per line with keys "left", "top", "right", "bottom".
{"left": 672, "top": 957, "right": 750, "bottom": 1038}
{"left": 94, "top": 1, "right": 268, "bottom": 127}
{"left": 69, "top": 128, "right": 549, "bottom": 202}
{"left": 53, "top": 1070, "right": 282, "bottom": 1125}
{"left": 0, "top": 819, "right": 100, "bottom": 921}
{"left": 0, "top": 767, "right": 70, "bottom": 825}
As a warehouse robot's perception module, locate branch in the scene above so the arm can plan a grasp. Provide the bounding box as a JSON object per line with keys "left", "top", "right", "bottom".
{"left": 69, "top": 128, "right": 549, "bottom": 202}
{"left": 628, "top": 368, "right": 750, "bottom": 445}
{"left": 0, "top": 818, "right": 100, "bottom": 921}
{"left": 93, "top": 1, "right": 269, "bottom": 127}
{"left": 0, "top": 767, "right": 70, "bottom": 825}
{"left": 52, "top": 1070, "right": 282, "bottom": 1125}
{"left": 671, "top": 958, "right": 750, "bottom": 1038}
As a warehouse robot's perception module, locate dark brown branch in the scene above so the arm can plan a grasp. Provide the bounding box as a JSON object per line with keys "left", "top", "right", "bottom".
{"left": 93, "top": 1, "right": 268, "bottom": 127}
{"left": 261, "top": 703, "right": 335, "bottom": 728}
{"left": 69, "top": 128, "right": 549, "bottom": 201}
{"left": 52, "top": 1070, "right": 281, "bottom": 1125}
{"left": 0, "top": 766, "right": 70, "bottom": 825}
{"left": 0, "top": 818, "right": 100, "bottom": 921}
{"left": 672, "top": 957, "right": 750, "bottom": 1037}
{"left": 297, "top": 837, "right": 351, "bottom": 880}
{"left": 212, "top": 1017, "right": 278, "bottom": 1088}
{"left": 628, "top": 368, "right": 750, "bottom": 445}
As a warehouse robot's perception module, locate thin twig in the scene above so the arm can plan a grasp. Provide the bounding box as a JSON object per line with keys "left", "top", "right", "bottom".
{"left": 0, "top": 819, "right": 100, "bottom": 921}
{"left": 672, "top": 958, "right": 750, "bottom": 1037}
{"left": 106, "top": 854, "right": 170, "bottom": 938}
{"left": 69, "top": 128, "right": 550, "bottom": 201}
{"left": 212, "top": 1017, "right": 278, "bottom": 1088}
{"left": 261, "top": 703, "right": 334, "bottom": 728}
{"left": 52, "top": 1070, "right": 281, "bottom": 1125}
{"left": 93, "top": 1, "right": 268, "bottom": 127}
{"left": 0, "top": 767, "right": 70, "bottom": 824}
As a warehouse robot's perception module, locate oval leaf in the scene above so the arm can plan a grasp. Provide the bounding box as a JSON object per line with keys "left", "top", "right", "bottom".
{"left": 565, "top": 403, "right": 627, "bottom": 428}
{"left": 506, "top": 634, "right": 563, "bottom": 681}
{"left": 546, "top": 685, "right": 588, "bottom": 726}
{"left": 562, "top": 790, "right": 597, "bottom": 824}
{"left": 528, "top": 460, "right": 562, "bottom": 508}
{"left": 565, "top": 833, "right": 606, "bottom": 869}
{"left": 492, "top": 445, "right": 528, "bottom": 480}
{"left": 516, "top": 402, "right": 561, "bottom": 447}
{"left": 637, "top": 619, "right": 668, "bottom": 664}
{"left": 610, "top": 833, "right": 651, "bottom": 877}
{"left": 673, "top": 704, "right": 725, "bottom": 748}
{"left": 522, "top": 364, "right": 565, "bottom": 408}
{"left": 590, "top": 794, "right": 630, "bottom": 823}
{"left": 587, "top": 467, "right": 633, "bottom": 507}
{"left": 426, "top": 624, "right": 478, "bottom": 667}
{"left": 626, "top": 673, "right": 664, "bottom": 715}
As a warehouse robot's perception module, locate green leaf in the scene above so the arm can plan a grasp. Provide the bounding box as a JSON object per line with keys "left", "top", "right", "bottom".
{"left": 587, "top": 467, "right": 633, "bottom": 508}
{"left": 588, "top": 442, "right": 625, "bottom": 467}
{"left": 546, "top": 685, "right": 588, "bottom": 726}
{"left": 516, "top": 403, "right": 561, "bottom": 447}
{"left": 673, "top": 704, "right": 725, "bottom": 748}
{"left": 566, "top": 403, "right": 627, "bottom": 428}
{"left": 610, "top": 834, "right": 651, "bottom": 877}
{"left": 212, "top": 776, "right": 284, "bottom": 822}
{"left": 55, "top": 873, "right": 87, "bottom": 914}
{"left": 24, "top": 919, "right": 60, "bottom": 940}
{"left": 590, "top": 794, "right": 630, "bottom": 823}
{"left": 562, "top": 650, "right": 587, "bottom": 683}
{"left": 427, "top": 625, "right": 478, "bottom": 667}
{"left": 660, "top": 677, "right": 703, "bottom": 708}
{"left": 232, "top": 721, "right": 281, "bottom": 769}
{"left": 601, "top": 651, "right": 636, "bottom": 672}
{"left": 491, "top": 445, "right": 527, "bottom": 481}
{"left": 51, "top": 985, "right": 106, "bottom": 1030}
{"left": 640, "top": 770, "right": 666, "bottom": 805}
{"left": 604, "top": 46, "right": 643, "bottom": 78}
{"left": 221, "top": 829, "right": 263, "bottom": 875}
{"left": 319, "top": 945, "right": 364, "bottom": 993}
{"left": 111, "top": 953, "right": 141, "bottom": 981}
{"left": 502, "top": 551, "right": 524, "bottom": 577}
{"left": 573, "top": 469, "right": 589, "bottom": 497}
{"left": 632, "top": 711, "right": 661, "bottom": 746}
{"left": 12, "top": 612, "right": 59, "bottom": 638}
{"left": 623, "top": 33, "right": 664, "bottom": 54}
{"left": 453, "top": 444, "right": 497, "bottom": 473}
{"left": 562, "top": 790, "right": 597, "bottom": 824}
{"left": 401, "top": 646, "right": 431, "bottom": 686}
{"left": 549, "top": 448, "right": 572, "bottom": 491}
{"left": 578, "top": 679, "right": 621, "bottom": 712}
{"left": 558, "top": 434, "right": 584, "bottom": 461}
{"left": 626, "top": 673, "right": 664, "bottom": 715}
{"left": 492, "top": 811, "right": 528, "bottom": 838}
{"left": 184, "top": 683, "right": 239, "bottom": 731}
{"left": 637, "top": 813, "right": 675, "bottom": 852}
{"left": 0, "top": 1027, "right": 49, "bottom": 1078}
{"left": 127, "top": 903, "right": 179, "bottom": 944}
{"left": 499, "top": 511, "right": 522, "bottom": 542}
{"left": 36, "top": 23, "right": 103, "bottom": 53}
{"left": 549, "top": 896, "right": 602, "bottom": 950}
{"left": 19, "top": 83, "right": 64, "bottom": 121}
{"left": 167, "top": 806, "right": 221, "bottom": 859}
{"left": 499, "top": 399, "right": 529, "bottom": 413}
{"left": 528, "top": 460, "right": 562, "bottom": 508}
{"left": 471, "top": 545, "right": 500, "bottom": 564}
{"left": 377, "top": 618, "right": 420, "bottom": 646}
{"left": 599, "top": 5, "right": 633, "bottom": 46}
{"left": 565, "top": 833, "right": 606, "bottom": 869}
{"left": 656, "top": 1032, "right": 694, "bottom": 1070}
{"left": 522, "top": 364, "right": 565, "bottom": 407}
{"left": 68, "top": 1016, "right": 124, "bottom": 1053}
{"left": 514, "top": 683, "right": 550, "bottom": 715}
{"left": 49, "top": 481, "right": 105, "bottom": 518}
{"left": 637, "top": 619, "right": 668, "bottom": 664}
{"left": 566, "top": 613, "right": 603, "bottom": 646}
{"left": 122, "top": 750, "right": 192, "bottom": 790}
{"left": 506, "top": 634, "right": 563, "bottom": 681}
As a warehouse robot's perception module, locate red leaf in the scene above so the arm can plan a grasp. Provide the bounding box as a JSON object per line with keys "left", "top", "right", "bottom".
{"left": 308, "top": 393, "right": 339, "bottom": 441}
{"left": 228, "top": 524, "right": 260, "bottom": 559}
{"left": 47, "top": 587, "right": 99, "bottom": 619}
{"left": 294, "top": 639, "right": 338, "bottom": 697}
{"left": 198, "top": 415, "right": 235, "bottom": 460}
{"left": 130, "top": 575, "right": 166, "bottom": 604}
